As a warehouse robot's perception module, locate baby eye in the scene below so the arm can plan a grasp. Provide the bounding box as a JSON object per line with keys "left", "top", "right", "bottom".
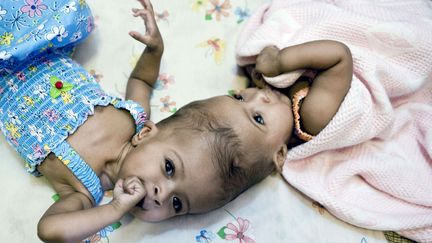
{"left": 172, "top": 196, "right": 182, "bottom": 213}
{"left": 165, "top": 159, "right": 175, "bottom": 177}
{"left": 253, "top": 113, "right": 265, "bottom": 125}
{"left": 233, "top": 93, "right": 244, "bottom": 101}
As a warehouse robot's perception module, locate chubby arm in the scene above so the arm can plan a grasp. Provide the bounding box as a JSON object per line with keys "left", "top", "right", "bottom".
{"left": 37, "top": 192, "right": 121, "bottom": 242}
{"left": 38, "top": 177, "right": 145, "bottom": 242}
{"left": 126, "top": 0, "right": 163, "bottom": 117}
{"left": 256, "top": 40, "right": 353, "bottom": 135}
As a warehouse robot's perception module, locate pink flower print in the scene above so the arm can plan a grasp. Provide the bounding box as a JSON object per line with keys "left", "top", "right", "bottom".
{"left": 29, "top": 144, "right": 44, "bottom": 160}
{"left": 20, "top": 0, "right": 48, "bottom": 18}
{"left": 206, "top": 0, "right": 231, "bottom": 21}
{"left": 155, "top": 73, "right": 175, "bottom": 90}
{"left": 87, "top": 16, "right": 94, "bottom": 33}
{"left": 10, "top": 137, "right": 19, "bottom": 147}
{"left": 160, "top": 96, "right": 176, "bottom": 113}
{"left": 43, "top": 108, "right": 60, "bottom": 122}
{"left": 16, "top": 71, "right": 26, "bottom": 81}
{"left": 155, "top": 10, "right": 169, "bottom": 22}
{"left": 197, "top": 38, "right": 225, "bottom": 64}
{"left": 224, "top": 217, "right": 254, "bottom": 243}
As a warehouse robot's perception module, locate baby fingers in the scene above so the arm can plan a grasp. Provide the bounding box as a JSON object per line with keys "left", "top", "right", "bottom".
{"left": 138, "top": 0, "right": 154, "bottom": 13}
{"left": 123, "top": 176, "right": 143, "bottom": 195}
{"left": 132, "top": 8, "right": 154, "bottom": 26}
{"left": 129, "top": 31, "right": 152, "bottom": 45}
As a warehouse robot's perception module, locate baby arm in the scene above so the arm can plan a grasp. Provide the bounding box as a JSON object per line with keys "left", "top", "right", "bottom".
{"left": 126, "top": 0, "right": 163, "bottom": 116}
{"left": 256, "top": 40, "right": 353, "bottom": 135}
{"left": 37, "top": 177, "right": 145, "bottom": 242}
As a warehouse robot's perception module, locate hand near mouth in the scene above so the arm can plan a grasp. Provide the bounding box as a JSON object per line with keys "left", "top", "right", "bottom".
{"left": 111, "top": 176, "right": 147, "bottom": 214}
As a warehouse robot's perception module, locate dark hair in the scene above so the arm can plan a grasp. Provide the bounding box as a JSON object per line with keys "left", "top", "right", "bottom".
{"left": 157, "top": 99, "right": 275, "bottom": 208}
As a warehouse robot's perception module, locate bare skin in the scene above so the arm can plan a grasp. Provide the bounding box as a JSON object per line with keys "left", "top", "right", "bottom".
{"left": 36, "top": 0, "right": 163, "bottom": 241}
{"left": 254, "top": 41, "right": 353, "bottom": 135}
{"left": 210, "top": 40, "right": 353, "bottom": 170}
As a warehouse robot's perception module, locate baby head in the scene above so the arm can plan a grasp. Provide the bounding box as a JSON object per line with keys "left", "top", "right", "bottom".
{"left": 203, "top": 86, "right": 295, "bottom": 175}
{"left": 117, "top": 98, "right": 274, "bottom": 222}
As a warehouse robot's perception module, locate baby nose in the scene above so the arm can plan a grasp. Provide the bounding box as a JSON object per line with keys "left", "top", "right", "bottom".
{"left": 153, "top": 185, "right": 161, "bottom": 207}
{"left": 152, "top": 184, "right": 170, "bottom": 207}
{"left": 255, "top": 89, "right": 271, "bottom": 103}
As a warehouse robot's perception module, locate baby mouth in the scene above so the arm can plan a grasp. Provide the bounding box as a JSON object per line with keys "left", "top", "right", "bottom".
{"left": 136, "top": 197, "right": 145, "bottom": 209}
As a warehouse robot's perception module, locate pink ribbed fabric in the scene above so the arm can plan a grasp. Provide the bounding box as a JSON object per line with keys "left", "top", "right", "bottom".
{"left": 236, "top": 1, "right": 432, "bottom": 242}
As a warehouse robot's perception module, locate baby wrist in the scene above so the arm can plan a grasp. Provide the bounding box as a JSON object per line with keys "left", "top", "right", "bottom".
{"left": 109, "top": 200, "right": 129, "bottom": 218}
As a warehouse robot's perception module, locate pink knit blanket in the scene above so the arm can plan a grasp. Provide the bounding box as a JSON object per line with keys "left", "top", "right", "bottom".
{"left": 235, "top": 0, "right": 432, "bottom": 241}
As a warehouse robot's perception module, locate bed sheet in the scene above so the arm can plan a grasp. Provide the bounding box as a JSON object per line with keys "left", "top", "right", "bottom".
{"left": 0, "top": 0, "right": 389, "bottom": 242}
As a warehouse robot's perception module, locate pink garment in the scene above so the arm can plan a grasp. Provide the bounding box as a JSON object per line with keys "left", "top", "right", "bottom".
{"left": 236, "top": 0, "right": 432, "bottom": 242}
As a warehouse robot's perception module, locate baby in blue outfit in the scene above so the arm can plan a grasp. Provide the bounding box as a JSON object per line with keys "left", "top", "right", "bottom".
{"left": 0, "top": 0, "right": 250, "bottom": 241}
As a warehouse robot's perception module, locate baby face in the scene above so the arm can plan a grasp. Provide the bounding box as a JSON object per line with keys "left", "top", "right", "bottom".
{"left": 118, "top": 125, "right": 223, "bottom": 222}
{"left": 206, "top": 88, "right": 294, "bottom": 167}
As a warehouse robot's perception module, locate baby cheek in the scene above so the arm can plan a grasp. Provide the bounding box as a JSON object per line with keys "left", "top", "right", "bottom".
{"left": 272, "top": 119, "right": 292, "bottom": 143}
{"left": 131, "top": 207, "right": 172, "bottom": 222}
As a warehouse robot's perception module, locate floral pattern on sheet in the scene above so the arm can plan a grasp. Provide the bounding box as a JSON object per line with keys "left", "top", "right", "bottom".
{"left": 197, "top": 38, "right": 226, "bottom": 64}
{"left": 191, "top": 0, "right": 209, "bottom": 12}
{"left": 159, "top": 95, "right": 177, "bottom": 113}
{"left": 193, "top": 210, "right": 256, "bottom": 243}
{"left": 155, "top": 10, "right": 169, "bottom": 23}
{"left": 206, "top": 0, "right": 232, "bottom": 21}
{"left": 9, "top": 0, "right": 384, "bottom": 242}
{"left": 196, "top": 229, "right": 216, "bottom": 243}
{"left": 234, "top": 6, "right": 250, "bottom": 23}
{"left": 222, "top": 217, "right": 254, "bottom": 243}
{"left": 190, "top": 0, "right": 250, "bottom": 24}
{"left": 155, "top": 73, "right": 175, "bottom": 90}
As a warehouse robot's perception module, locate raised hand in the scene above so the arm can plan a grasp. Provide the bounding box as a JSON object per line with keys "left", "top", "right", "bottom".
{"left": 129, "top": 0, "right": 163, "bottom": 53}
{"left": 255, "top": 45, "right": 281, "bottom": 77}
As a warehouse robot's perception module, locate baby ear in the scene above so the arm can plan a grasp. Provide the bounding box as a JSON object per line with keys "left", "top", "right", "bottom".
{"left": 232, "top": 157, "right": 241, "bottom": 168}
{"left": 272, "top": 144, "right": 287, "bottom": 172}
{"left": 131, "top": 121, "right": 158, "bottom": 146}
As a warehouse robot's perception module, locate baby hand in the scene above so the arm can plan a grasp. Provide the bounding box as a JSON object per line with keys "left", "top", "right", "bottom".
{"left": 111, "top": 176, "right": 146, "bottom": 214}
{"left": 255, "top": 45, "right": 281, "bottom": 77}
{"left": 129, "top": 0, "right": 163, "bottom": 53}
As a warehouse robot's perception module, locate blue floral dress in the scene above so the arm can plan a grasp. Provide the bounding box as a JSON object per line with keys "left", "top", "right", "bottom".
{"left": 0, "top": 0, "right": 148, "bottom": 205}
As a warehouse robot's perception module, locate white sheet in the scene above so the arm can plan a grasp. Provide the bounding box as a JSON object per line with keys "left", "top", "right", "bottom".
{"left": 0, "top": 0, "right": 387, "bottom": 242}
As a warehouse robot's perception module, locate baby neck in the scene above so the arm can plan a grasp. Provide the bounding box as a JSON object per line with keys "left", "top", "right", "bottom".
{"left": 103, "top": 142, "right": 134, "bottom": 189}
